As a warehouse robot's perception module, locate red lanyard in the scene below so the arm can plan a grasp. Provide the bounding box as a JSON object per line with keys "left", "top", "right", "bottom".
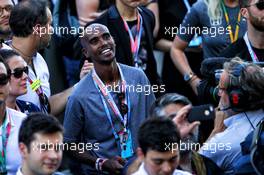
{"left": 92, "top": 68, "right": 128, "bottom": 128}
{"left": 28, "top": 77, "right": 50, "bottom": 113}
{"left": 28, "top": 77, "right": 44, "bottom": 97}
{"left": 122, "top": 12, "right": 143, "bottom": 66}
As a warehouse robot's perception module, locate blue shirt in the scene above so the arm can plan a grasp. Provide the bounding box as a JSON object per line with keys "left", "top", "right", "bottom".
{"left": 16, "top": 100, "right": 40, "bottom": 114}
{"left": 199, "top": 109, "right": 264, "bottom": 174}
{"left": 63, "top": 64, "right": 155, "bottom": 174}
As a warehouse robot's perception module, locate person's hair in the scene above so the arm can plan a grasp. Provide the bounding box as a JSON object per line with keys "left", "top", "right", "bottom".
{"left": 239, "top": 0, "right": 251, "bottom": 8}
{"left": 18, "top": 113, "right": 63, "bottom": 150}
{"left": 138, "top": 117, "right": 181, "bottom": 155}
{"left": 204, "top": 0, "right": 223, "bottom": 21}
{"left": 224, "top": 57, "right": 264, "bottom": 110}
{"left": 0, "top": 54, "right": 11, "bottom": 75}
{"left": 149, "top": 93, "right": 191, "bottom": 117}
{"left": 0, "top": 49, "right": 20, "bottom": 64}
{"left": 9, "top": 0, "right": 48, "bottom": 37}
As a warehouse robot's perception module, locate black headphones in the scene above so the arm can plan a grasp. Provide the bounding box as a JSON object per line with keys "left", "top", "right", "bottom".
{"left": 226, "top": 63, "right": 248, "bottom": 112}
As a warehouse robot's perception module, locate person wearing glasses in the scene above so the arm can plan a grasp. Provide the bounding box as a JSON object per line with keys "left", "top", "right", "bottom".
{"left": 0, "top": 49, "right": 40, "bottom": 114}
{"left": 8, "top": 0, "right": 78, "bottom": 115}
{"left": 63, "top": 23, "right": 155, "bottom": 175}
{"left": 199, "top": 58, "right": 264, "bottom": 174}
{"left": 0, "top": 0, "right": 14, "bottom": 48}
{"left": 0, "top": 56, "right": 26, "bottom": 175}
{"left": 221, "top": 0, "right": 264, "bottom": 62}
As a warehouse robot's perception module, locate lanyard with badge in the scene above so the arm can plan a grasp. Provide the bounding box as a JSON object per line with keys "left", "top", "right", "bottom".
{"left": 122, "top": 11, "right": 143, "bottom": 68}
{"left": 243, "top": 32, "right": 259, "bottom": 63}
{"left": 0, "top": 113, "right": 11, "bottom": 175}
{"left": 92, "top": 64, "right": 133, "bottom": 159}
{"left": 28, "top": 75, "right": 50, "bottom": 114}
{"left": 221, "top": 0, "right": 241, "bottom": 43}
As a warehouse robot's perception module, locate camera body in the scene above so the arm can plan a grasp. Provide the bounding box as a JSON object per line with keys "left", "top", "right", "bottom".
{"left": 197, "top": 57, "right": 228, "bottom": 106}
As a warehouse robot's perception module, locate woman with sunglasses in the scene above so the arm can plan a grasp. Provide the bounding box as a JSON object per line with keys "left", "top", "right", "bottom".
{"left": 0, "top": 49, "right": 40, "bottom": 114}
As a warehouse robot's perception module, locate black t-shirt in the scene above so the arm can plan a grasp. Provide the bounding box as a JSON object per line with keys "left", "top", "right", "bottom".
{"left": 158, "top": 0, "right": 197, "bottom": 41}
{"left": 220, "top": 38, "right": 264, "bottom": 62}
{"left": 127, "top": 20, "right": 148, "bottom": 70}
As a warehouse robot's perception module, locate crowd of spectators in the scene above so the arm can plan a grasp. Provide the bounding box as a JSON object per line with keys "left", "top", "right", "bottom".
{"left": 0, "top": 0, "right": 263, "bottom": 175}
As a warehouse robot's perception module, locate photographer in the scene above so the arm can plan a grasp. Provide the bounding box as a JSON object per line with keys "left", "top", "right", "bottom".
{"left": 199, "top": 57, "right": 264, "bottom": 174}
{"left": 197, "top": 57, "right": 228, "bottom": 106}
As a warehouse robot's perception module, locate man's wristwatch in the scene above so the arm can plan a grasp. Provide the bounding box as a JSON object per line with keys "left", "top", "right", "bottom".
{"left": 184, "top": 72, "right": 195, "bottom": 82}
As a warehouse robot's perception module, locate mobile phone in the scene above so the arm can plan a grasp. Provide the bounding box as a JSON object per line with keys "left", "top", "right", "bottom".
{"left": 187, "top": 104, "right": 215, "bottom": 122}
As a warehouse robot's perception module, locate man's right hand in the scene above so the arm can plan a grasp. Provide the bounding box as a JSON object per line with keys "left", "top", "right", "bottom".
{"left": 102, "top": 157, "right": 125, "bottom": 174}
{"left": 173, "top": 105, "right": 200, "bottom": 138}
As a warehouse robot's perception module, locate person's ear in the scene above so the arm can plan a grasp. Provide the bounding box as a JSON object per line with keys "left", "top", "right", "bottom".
{"left": 32, "top": 24, "right": 46, "bottom": 38}
{"left": 136, "top": 147, "right": 145, "bottom": 160}
{"left": 19, "top": 143, "right": 29, "bottom": 159}
{"left": 240, "top": 8, "right": 249, "bottom": 19}
{"left": 82, "top": 48, "right": 90, "bottom": 58}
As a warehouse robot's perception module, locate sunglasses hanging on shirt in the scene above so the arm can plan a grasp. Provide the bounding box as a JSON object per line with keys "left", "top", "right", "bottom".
{"left": 117, "top": 92, "right": 128, "bottom": 117}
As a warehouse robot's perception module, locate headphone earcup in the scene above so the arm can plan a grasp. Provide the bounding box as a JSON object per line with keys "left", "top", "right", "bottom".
{"left": 228, "top": 89, "right": 246, "bottom": 111}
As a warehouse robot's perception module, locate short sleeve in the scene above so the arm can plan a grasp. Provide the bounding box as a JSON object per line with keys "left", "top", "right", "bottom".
{"left": 177, "top": 1, "right": 202, "bottom": 42}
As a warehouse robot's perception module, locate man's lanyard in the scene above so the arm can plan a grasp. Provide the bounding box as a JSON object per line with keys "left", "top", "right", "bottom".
{"left": 92, "top": 64, "right": 131, "bottom": 139}
{"left": 221, "top": 1, "right": 241, "bottom": 43}
{"left": 122, "top": 11, "right": 143, "bottom": 67}
{"left": 183, "top": 0, "right": 191, "bottom": 12}
{"left": 0, "top": 113, "right": 11, "bottom": 174}
{"left": 28, "top": 77, "right": 50, "bottom": 114}
{"left": 243, "top": 32, "right": 259, "bottom": 63}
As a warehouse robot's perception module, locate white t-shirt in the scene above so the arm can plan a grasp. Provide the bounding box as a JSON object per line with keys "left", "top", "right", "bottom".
{"left": 132, "top": 163, "right": 192, "bottom": 175}
{"left": 17, "top": 53, "right": 50, "bottom": 109}
{"left": 0, "top": 108, "right": 26, "bottom": 175}
{"left": 1, "top": 43, "right": 12, "bottom": 49}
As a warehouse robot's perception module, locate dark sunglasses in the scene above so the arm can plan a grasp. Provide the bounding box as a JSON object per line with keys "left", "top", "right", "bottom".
{"left": 247, "top": 1, "right": 264, "bottom": 10}
{"left": 117, "top": 92, "right": 128, "bottom": 116}
{"left": 0, "top": 5, "right": 13, "bottom": 16}
{"left": 0, "top": 73, "right": 10, "bottom": 85}
{"left": 11, "top": 66, "right": 29, "bottom": 79}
